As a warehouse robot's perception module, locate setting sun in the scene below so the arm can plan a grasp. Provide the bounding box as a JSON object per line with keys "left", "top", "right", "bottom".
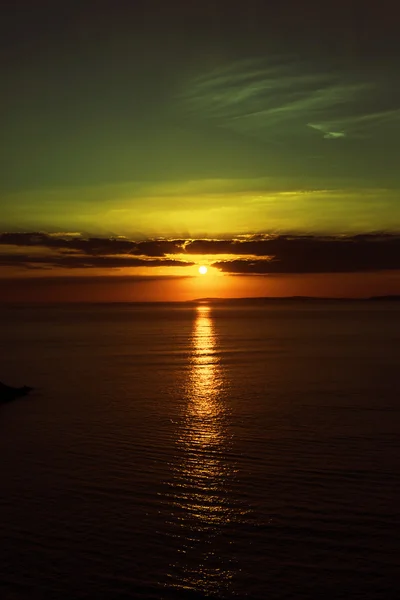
{"left": 198, "top": 265, "right": 208, "bottom": 275}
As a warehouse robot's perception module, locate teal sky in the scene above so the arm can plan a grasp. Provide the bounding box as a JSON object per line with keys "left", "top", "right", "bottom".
{"left": 1, "top": 0, "right": 399, "bottom": 238}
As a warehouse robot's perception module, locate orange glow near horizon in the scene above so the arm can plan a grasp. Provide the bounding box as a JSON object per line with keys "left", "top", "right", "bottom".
{"left": 0, "top": 270, "right": 399, "bottom": 302}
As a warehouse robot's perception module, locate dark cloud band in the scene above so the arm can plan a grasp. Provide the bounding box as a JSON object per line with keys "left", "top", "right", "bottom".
{"left": 1, "top": 232, "right": 400, "bottom": 274}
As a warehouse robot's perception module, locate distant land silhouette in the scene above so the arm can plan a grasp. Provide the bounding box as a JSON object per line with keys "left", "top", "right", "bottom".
{"left": 191, "top": 295, "right": 400, "bottom": 304}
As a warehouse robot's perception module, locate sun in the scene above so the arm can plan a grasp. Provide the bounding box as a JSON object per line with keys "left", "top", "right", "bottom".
{"left": 198, "top": 265, "right": 208, "bottom": 275}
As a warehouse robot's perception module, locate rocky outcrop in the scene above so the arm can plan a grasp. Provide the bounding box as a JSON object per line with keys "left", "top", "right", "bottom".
{"left": 0, "top": 382, "right": 33, "bottom": 402}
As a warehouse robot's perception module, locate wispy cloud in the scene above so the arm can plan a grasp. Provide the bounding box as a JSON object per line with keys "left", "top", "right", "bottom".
{"left": 179, "top": 57, "right": 400, "bottom": 142}
{"left": 308, "top": 109, "right": 400, "bottom": 140}
{"left": 307, "top": 123, "right": 346, "bottom": 139}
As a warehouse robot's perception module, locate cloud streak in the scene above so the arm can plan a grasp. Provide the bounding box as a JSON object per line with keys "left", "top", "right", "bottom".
{"left": 0, "top": 233, "right": 186, "bottom": 258}
{"left": 0, "top": 253, "right": 193, "bottom": 270}
{"left": 180, "top": 57, "right": 400, "bottom": 143}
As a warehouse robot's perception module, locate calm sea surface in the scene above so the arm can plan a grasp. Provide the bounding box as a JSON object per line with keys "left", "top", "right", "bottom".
{"left": 0, "top": 302, "right": 399, "bottom": 599}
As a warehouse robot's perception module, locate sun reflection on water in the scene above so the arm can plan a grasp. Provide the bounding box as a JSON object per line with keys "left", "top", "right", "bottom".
{"left": 167, "top": 305, "right": 239, "bottom": 597}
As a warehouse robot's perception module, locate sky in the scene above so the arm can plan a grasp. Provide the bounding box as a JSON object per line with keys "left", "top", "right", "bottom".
{"left": 1, "top": 0, "right": 400, "bottom": 301}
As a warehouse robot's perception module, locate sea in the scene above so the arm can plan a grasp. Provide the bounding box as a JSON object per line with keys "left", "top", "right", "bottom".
{"left": 0, "top": 301, "right": 399, "bottom": 599}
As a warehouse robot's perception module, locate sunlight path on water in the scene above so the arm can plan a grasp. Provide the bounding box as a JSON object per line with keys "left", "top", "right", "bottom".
{"left": 165, "top": 305, "right": 245, "bottom": 597}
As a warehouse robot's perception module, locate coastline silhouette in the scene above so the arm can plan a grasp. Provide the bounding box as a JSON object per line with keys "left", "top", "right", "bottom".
{"left": 0, "top": 382, "right": 33, "bottom": 403}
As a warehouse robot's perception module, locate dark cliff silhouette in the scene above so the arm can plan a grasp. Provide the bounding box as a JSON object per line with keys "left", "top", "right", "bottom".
{"left": 0, "top": 382, "right": 33, "bottom": 402}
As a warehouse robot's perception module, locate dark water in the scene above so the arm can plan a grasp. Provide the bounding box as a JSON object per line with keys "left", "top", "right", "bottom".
{"left": 0, "top": 302, "right": 399, "bottom": 599}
